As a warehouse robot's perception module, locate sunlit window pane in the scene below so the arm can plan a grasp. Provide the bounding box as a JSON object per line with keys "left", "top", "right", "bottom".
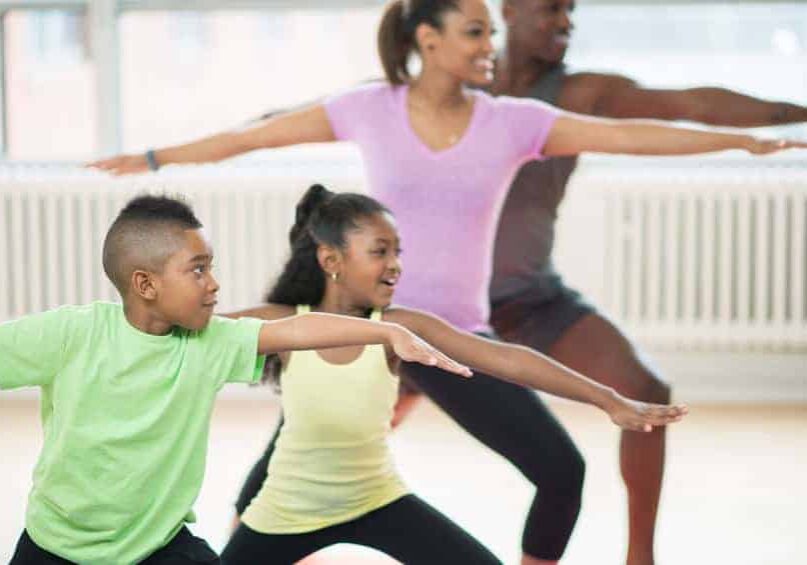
{"left": 119, "top": 9, "right": 382, "bottom": 153}
{"left": 567, "top": 3, "right": 806, "bottom": 137}
{"left": 4, "top": 10, "right": 97, "bottom": 159}
{"left": 2, "top": 2, "right": 804, "bottom": 161}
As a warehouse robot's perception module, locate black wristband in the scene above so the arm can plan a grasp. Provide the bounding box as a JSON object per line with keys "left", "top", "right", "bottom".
{"left": 145, "top": 149, "right": 160, "bottom": 171}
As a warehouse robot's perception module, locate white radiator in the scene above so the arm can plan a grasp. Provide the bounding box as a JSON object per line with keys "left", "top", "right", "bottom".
{"left": 587, "top": 157, "right": 807, "bottom": 352}
{"left": 1, "top": 157, "right": 806, "bottom": 355}
{"left": 0, "top": 159, "right": 365, "bottom": 319}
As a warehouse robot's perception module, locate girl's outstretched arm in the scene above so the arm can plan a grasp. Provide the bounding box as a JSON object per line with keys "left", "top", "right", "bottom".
{"left": 88, "top": 104, "right": 335, "bottom": 175}
{"left": 386, "top": 307, "right": 687, "bottom": 432}
{"left": 242, "top": 308, "right": 472, "bottom": 378}
{"left": 543, "top": 113, "right": 807, "bottom": 158}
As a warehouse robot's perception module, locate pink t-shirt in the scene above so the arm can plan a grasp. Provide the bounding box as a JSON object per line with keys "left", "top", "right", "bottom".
{"left": 325, "top": 82, "right": 559, "bottom": 332}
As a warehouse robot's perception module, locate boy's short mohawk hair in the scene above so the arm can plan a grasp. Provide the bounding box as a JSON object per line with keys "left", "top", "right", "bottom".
{"left": 116, "top": 195, "right": 202, "bottom": 227}
{"left": 103, "top": 194, "right": 204, "bottom": 294}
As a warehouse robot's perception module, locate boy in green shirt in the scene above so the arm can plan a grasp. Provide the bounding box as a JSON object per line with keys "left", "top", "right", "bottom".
{"left": 1, "top": 195, "right": 469, "bottom": 564}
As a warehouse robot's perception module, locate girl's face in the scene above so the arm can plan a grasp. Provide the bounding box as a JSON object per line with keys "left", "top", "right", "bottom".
{"left": 422, "top": 0, "right": 497, "bottom": 85}
{"left": 332, "top": 212, "right": 402, "bottom": 312}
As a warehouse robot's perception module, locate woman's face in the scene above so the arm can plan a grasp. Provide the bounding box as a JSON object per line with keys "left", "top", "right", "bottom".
{"left": 422, "top": 0, "right": 497, "bottom": 85}
{"left": 503, "top": 0, "right": 575, "bottom": 64}
{"left": 330, "top": 212, "right": 402, "bottom": 312}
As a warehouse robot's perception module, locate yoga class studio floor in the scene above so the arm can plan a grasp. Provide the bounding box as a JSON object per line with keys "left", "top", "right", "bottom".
{"left": 1, "top": 390, "right": 804, "bottom": 564}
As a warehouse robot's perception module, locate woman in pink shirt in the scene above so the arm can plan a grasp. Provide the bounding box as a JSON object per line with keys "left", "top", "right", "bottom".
{"left": 92, "top": 1, "right": 803, "bottom": 563}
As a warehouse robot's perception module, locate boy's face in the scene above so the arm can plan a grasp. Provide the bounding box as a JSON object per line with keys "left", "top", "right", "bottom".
{"left": 153, "top": 229, "right": 219, "bottom": 331}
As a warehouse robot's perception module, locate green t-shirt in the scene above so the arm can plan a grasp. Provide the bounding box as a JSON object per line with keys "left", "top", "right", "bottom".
{"left": 0, "top": 302, "right": 265, "bottom": 564}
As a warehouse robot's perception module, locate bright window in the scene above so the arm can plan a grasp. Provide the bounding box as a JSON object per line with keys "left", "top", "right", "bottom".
{"left": 0, "top": 1, "right": 803, "bottom": 160}
{"left": 119, "top": 9, "right": 381, "bottom": 152}
{"left": 4, "top": 10, "right": 97, "bottom": 159}
{"left": 567, "top": 3, "right": 806, "bottom": 138}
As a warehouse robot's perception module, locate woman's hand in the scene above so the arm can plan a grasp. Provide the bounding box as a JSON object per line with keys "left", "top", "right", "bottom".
{"left": 745, "top": 137, "right": 807, "bottom": 155}
{"left": 88, "top": 153, "right": 150, "bottom": 175}
{"left": 602, "top": 391, "right": 688, "bottom": 432}
{"left": 388, "top": 324, "right": 473, "bottom": 378}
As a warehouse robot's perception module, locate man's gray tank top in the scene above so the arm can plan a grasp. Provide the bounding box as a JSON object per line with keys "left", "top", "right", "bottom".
{"left": 489, "top": 65, "right": 578, "bottom": 304}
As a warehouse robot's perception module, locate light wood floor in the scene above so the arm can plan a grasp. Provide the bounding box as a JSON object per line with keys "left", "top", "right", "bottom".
{"left": 1, "top": 391, "right": 805, "bottom": 564}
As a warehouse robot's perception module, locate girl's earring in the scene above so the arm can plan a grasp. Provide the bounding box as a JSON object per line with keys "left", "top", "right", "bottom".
{"left": 331, "top": 272, "right": 339, "bottom": 281}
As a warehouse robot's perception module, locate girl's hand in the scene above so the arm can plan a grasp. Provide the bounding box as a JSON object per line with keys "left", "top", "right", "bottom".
{"left": 87, "top": 153, "right": 150, "bottom": 175}
{"left": 746, "top": 137, "right": 807, "bottom": 155}
{"left": 604, "top": 392, "right": 688, "bottom": 432}
{"left": 388, "top": 325, "right": 473, "bottom": 378}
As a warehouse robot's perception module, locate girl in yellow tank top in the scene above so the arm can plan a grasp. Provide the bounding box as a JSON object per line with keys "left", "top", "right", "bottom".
{"left": 222, "top": 185, "right": 687, "bottom": 564}
{"left": 243, "top": 305, "right": 408, "bottom": 534}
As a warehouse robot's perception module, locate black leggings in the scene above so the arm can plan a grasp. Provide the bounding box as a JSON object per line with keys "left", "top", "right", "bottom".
{"left": 223, "top": 494, "right": 500, "bottom": 564}
{"left": 234, "top": 364, "right": 584, "bottom": 561}
{"left": 10, "top": 527, "right": 219, "bottom": 565}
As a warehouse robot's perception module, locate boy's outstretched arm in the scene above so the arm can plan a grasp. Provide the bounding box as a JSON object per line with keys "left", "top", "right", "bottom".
{"left": 256, "top": 312, "right": 472, "bottom": 378}
{"left": 0, "top": 309, "right": 75, "bottom": 390}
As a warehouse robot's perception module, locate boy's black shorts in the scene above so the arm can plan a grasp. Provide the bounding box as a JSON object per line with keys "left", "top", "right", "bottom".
{"left": 10, "top": 526, "right": 220, "bottom": 565}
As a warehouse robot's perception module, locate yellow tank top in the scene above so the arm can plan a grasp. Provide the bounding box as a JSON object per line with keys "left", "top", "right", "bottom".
{"left": 241, "top": 306, "right": 410, "bottom": 534}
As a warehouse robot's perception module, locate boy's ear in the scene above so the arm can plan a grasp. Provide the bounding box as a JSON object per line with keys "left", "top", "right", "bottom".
{"left": 316, "top": 245, "right": 342, "bottom": 279}
{"left": 131, "top": 270, "right": 158, "bottom": 301}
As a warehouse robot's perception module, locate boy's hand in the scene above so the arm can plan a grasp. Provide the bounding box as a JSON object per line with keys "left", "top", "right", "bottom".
{"left": 87, "top": 154, "right": 149, "bottom": 175}
{"left": 388, "top": 325, "right": 472, "bottom": 378}
{"left": 603, "top": 392, "right": 688, "bottom": 432}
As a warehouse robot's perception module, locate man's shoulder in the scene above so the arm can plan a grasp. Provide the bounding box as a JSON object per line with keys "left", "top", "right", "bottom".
{"left": 564, "top": 70, "right": 634, "bottom": 87}
{"left": 560, "top": 71, "right": 636, "bottom": 113}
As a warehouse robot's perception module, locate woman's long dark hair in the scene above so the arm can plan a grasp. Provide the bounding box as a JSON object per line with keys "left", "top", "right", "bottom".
{"left": 378, "top": 0, "right": 460, "bottom": 85}
{"left": 262, "top": 184, "right": 390, "bottom": 383}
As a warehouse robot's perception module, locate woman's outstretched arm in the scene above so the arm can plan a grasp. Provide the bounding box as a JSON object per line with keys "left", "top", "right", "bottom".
{"left": 88, "top": 104, "right": 335, "bottom": 175}
{"left": 543, "top": 112, "right": 807, "bottom": 158}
